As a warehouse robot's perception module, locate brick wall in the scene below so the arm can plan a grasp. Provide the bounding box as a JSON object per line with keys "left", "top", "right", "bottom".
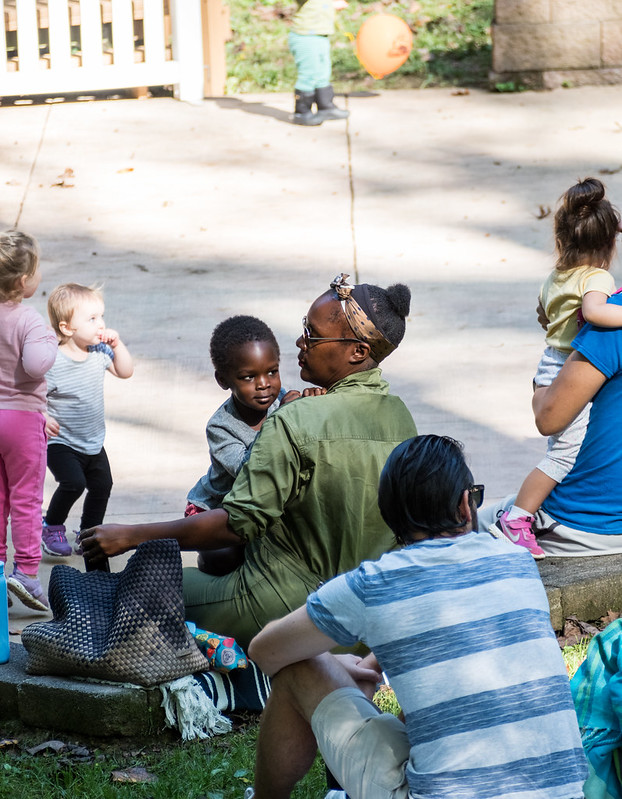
{"left": 491, "top": 0, "right": 622, "bottom": 89}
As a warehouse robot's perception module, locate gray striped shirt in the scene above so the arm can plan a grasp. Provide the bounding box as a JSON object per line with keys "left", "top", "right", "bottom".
{"left": 46, "top": 344, "right": 113, "bottom": 455}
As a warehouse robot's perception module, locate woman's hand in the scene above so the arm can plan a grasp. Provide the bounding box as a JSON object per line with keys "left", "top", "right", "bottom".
{"left": 79, "top": 524, "right": 135, "bottom": 564}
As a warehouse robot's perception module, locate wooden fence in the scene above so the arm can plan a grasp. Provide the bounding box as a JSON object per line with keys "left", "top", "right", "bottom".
{"left": 0, "top": 0, "right": 230, "bottom": 102}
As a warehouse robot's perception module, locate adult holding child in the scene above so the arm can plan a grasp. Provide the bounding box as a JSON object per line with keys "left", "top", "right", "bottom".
{"left": 480, "top": 180, "right": 622, "bottom": 555}
{"left": 81, "top": 274, "right": 417, "bottom": 648}
{"left": 487, "top": 177, "right": 622, "bottom": 558}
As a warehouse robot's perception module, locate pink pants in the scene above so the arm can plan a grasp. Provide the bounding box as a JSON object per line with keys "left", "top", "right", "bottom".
{"left": 0, "top": 409, "right": 47, "bottom": 574}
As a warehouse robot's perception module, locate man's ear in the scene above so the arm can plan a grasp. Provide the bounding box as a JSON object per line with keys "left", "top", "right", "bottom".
{"left": 458, "top": 490, "right": 472, "bottom": 527}
{"left": 214, "top": 370, "right": 230, "bottom": 391}
{"left": 349, "top": 341, "right": 372, "bottom": 364}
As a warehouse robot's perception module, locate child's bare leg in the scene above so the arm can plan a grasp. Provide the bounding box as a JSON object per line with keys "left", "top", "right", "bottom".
{"left": 514, "top": 467, "right": 558, "bottom": 516}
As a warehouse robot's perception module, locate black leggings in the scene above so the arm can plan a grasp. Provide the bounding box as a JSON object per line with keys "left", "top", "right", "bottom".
{"left": 45, "top": 444, "right": 113, "bottom": 530}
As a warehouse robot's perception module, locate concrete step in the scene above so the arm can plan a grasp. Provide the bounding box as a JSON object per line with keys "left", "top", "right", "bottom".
{"left": 0, "top": 643, "right": 169, "bottom": 738}
{"left": 2, "top": 555, "right": 622, "bottom": 738}
{"left": 539, "top": 554, "right": 622, "bottom": 631}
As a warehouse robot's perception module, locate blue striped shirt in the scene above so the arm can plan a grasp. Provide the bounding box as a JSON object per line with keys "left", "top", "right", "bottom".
{"left": 307, "top": 531, "right": 587, "bottom": 799}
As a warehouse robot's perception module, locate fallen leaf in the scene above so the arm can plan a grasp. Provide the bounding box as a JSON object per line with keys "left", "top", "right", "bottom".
{"left": 535, "top": 205, "right": 551, "bottom": 219}
{"left": 599, "top": 610, "right": 621, "bottom": 628}
{"left": 0, "top": 739, "right": 18, "bottom": 749}
{"left": 51, "top": 168, "right": 75, "bottom": 188}
{"left": 599, "top": 166, "right": 622, "bottom": 175}
{"left": 451, "top": 89, "right": 470, "bottom": 96}
{"left": 558, "top": 615, "right": 600, "bottom": 647}
{"left": 116, "top": 167, "right": 134, "bottom": 173}
{"left": 111, "top": 767, "right": 158, "bottom": 784}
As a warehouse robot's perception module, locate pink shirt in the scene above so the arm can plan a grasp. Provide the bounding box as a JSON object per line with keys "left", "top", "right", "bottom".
{"left": 0, "top": 302, "right": 58, "bottom": 412}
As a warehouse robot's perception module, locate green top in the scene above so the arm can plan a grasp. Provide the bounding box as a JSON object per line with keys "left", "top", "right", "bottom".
{"left": 227, "top": 368, "right": 416, "bottom": 578}
{"left": 184, "top": 368, "right": 416, "bottom": 648}
{"left": 291, "top": 0, "right": 335, "bottom": 36}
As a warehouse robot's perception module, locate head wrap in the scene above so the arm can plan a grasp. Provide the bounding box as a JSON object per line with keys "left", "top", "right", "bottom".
{"left": 329, "top": 273, "right": 396, "bottom": 362}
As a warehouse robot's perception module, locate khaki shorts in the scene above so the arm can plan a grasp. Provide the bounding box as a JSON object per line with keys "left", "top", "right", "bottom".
{"left": 311, "top": 687, "right": 411, "bottom": 799}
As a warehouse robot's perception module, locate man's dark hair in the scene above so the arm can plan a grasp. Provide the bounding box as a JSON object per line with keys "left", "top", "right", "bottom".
{"left": 378, "top": 435, "right": 474, "bottom": 543}
{"left": 210, "top": 315, "right": 279, "bottom": 373}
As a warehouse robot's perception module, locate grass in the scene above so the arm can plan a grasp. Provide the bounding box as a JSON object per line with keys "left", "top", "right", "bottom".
{"left": 225, "top": 0, "right": 493, "bottom": 94}
{"left": 563, "top": 636, "right": 591, "bottom": 679}
{"left": 0, "top": 638, "right": 591, "bottom": 799}
{"left": 0, "top": 720, "right": 326, "bottom": 799}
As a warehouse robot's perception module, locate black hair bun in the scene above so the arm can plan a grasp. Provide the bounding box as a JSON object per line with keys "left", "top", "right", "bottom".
{"left": 385, "top": 283, "right": 411, "bottom": 319}
{"left": 565, "top": 177, "right": 605, "bottom": 214}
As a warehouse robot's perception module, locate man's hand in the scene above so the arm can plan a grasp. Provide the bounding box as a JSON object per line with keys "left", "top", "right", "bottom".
{"left": 334, "top": 653, "right": 382, "bottom": 692}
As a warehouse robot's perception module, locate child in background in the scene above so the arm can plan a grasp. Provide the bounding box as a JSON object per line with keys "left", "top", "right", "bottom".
{"left": 491, "top": 177, "right": 622, "bottom": 558}
{"left": 186, "top": 315, "right": 287, "bottom": 575}
{"left": 0, "top": 231, "right": 58, "bottom": 611}
{"left": 43, "top": 283, "right": 134, "bottom": 556}
{"left": 289, "top": 0, "right": 350, "bottom": 125}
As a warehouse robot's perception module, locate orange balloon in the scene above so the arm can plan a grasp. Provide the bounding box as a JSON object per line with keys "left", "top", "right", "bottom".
{"left": 356, "top": 14, "right": 413, "bottom": 79}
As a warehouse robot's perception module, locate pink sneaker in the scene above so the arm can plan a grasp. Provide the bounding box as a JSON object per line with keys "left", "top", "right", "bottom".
{"left": 489, "top": 511, "right": 545, "bottom": 560}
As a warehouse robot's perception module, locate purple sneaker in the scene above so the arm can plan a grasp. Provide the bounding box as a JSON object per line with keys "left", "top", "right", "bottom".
{"left": 41, "top": 522, "right": 71, "bottom": 557}
{"left": 7, "top": 567, "right": 49, "bottom": 611}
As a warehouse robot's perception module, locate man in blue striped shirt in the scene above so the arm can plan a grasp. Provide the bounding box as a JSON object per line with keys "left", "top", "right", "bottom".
{"left": 248, "top": 435, "right": 587, "bottom": 799}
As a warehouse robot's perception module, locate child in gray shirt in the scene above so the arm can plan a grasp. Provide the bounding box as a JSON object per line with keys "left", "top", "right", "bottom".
{"left": 186, "top": 316, "right": 286, "bottom": 575}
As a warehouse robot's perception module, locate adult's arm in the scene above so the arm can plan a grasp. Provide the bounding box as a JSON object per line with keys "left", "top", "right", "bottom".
{"left": 249, "top": 606, "right": 383, "bottom": 685}
{"left": 248, "top": 606, "right": 339, "bottom": 676}
{"left": 80, "top": 508, "right": 241, "bottom": 565}
{"left": 533, "top": 351, "right": 607, "bottom": 435}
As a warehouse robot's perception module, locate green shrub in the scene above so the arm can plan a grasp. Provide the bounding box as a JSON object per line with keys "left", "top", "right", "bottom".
{"left": 225, "top": 0, "right": 493, "bottom": 93}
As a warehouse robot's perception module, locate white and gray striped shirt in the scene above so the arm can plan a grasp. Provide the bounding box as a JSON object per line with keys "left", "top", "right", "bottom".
{"left": 46, "top": 343, "right": 113, "bottom": 455}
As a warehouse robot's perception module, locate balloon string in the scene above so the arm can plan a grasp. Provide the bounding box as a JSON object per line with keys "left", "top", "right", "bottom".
{"left": 334, "top": 19, "right": 355, "bottom": 43}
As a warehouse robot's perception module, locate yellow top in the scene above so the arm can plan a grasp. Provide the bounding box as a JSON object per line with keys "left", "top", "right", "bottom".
{"left": 540, "top": 264, "right": 616, "bottom": 352}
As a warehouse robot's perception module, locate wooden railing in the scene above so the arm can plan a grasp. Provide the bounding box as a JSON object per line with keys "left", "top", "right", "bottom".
{"left": 0, "top": 0, "right": 229, "bottom": 102}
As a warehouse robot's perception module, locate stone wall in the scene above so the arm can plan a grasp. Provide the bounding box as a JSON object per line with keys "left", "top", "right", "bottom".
{"left": 491, "top": 0, "right": 622, "bottom": 89}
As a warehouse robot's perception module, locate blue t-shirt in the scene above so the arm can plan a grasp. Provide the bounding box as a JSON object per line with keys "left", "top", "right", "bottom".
{"left": 543, "top": 292, "right": 622, "bottom": 533}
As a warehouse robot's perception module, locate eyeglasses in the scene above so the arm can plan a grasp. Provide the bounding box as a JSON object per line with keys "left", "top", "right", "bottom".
{"left": 301, "top": 316, "right": 362, "bottom": 347}
{"left": 468, "top": 484, "right": 485, "bottom": 508}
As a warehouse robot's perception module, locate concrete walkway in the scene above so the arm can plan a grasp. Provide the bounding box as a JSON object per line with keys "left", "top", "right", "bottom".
{"left": 2, "top": 86, "right": 622, "bottom": 733}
